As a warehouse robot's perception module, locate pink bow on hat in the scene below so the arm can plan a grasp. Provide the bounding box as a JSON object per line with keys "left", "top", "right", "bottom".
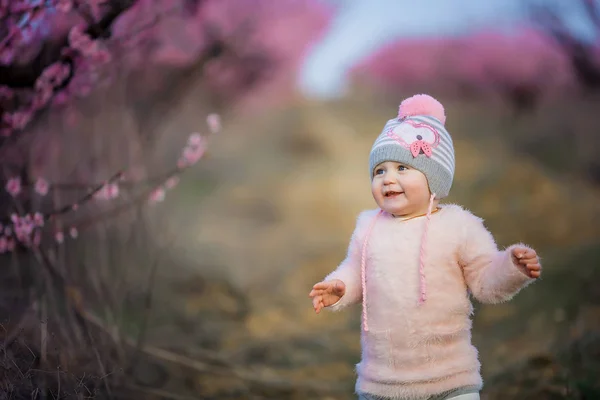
{"left": 410, "top": 140, "right": 433, "bottom": 157}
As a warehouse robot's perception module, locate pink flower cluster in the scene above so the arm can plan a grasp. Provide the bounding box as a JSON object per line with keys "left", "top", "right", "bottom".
{"left": 0, "top": 212, "right": 44, "bottom": 252}
{"left": 69, "top": 25, "right": 111, "bottom": 63}
{"left": 0, "top": 215, "right": 81, "bottom": 252}
{"left": 207, "top": 113, "right": 221, "bottom": 133}
{"left": 5, "top": 177, "right": 21, "bottom": 197}
{"left": 177, "top": 132, "right": 207, "bottom": 169}
{"left": 148, "top": 128, "right": 211, "bottom": 205}
{"left": 3, "top": 110, "right": 32, "bottom": 132}
{"left": 2, "top": 122, "right": 217, "bottom": 249}
{"left": 148, "top": 175, "right": 180, "bottom": 204}
{"left": 0, "top": 7, "right": 114, "bottom": 137}
{"left": 33, "top": 62, "right": 71, "bottom": 109}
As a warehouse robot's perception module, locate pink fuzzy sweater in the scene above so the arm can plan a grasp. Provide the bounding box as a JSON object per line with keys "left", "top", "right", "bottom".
{"left": 324, "top": 204, "right": 536, "bottom": 399}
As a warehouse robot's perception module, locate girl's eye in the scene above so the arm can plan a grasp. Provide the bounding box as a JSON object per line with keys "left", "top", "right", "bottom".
{"left": 375, "top": 168, "right": 384, "bottom": 175}
{"left": 398, "top": 165, "right": 408, "bottom": 171}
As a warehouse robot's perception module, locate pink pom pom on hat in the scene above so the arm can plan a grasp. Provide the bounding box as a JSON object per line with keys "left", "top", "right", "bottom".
{"left": 398, "top": 94, "right": 446, "bottom": 125}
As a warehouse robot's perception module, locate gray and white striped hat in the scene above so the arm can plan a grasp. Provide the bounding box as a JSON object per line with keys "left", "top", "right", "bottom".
{"left": 369, "top": 95, "right": 455, "bottom": 199}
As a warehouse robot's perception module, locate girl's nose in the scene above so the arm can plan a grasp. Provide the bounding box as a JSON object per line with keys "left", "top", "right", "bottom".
{"left": 383, "top": 172, "right": 396, "bottom": 184}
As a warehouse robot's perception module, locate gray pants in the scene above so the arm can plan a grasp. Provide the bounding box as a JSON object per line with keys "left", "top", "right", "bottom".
{"left": 358, "top": 386, "right": 480, "bottom": 400}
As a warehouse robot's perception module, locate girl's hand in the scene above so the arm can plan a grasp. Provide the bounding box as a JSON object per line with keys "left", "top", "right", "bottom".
{"left": 512, "top": 247, "right": 541, "bottom": 278}
{"left": 309, "top": 279, "right": 346, "bottom": 314}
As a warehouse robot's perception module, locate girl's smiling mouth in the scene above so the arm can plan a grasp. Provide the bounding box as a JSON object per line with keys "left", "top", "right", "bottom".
{"left": 384, "top": 191, "right": 404, "bottom": 198}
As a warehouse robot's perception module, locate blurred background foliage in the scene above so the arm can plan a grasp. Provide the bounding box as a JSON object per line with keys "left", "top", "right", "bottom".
{"left": 0, "top": 0, "right": 599, "bottom": 399}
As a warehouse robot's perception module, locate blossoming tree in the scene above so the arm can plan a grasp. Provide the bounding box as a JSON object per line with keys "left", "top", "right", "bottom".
{"left": 0, "top": 0, "right": 331, "bottom": 396}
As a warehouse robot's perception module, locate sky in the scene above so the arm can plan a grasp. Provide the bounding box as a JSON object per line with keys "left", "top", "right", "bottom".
{"left": 298, "top": 0, "right": 599, "bottom": 98}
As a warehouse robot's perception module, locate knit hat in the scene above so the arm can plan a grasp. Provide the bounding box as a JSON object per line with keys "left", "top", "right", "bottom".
{"left": 369, "top": 94, "right": 455, "bottom": 198}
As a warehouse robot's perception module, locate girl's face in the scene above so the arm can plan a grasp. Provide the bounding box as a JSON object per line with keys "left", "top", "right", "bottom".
{"left": 371, "top": 161, "right": 434, "bottom": 218}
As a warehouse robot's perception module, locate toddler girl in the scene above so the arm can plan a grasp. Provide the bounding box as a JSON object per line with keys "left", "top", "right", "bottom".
{"left": 309, "top": 94, "right": 541, "bottom": 400}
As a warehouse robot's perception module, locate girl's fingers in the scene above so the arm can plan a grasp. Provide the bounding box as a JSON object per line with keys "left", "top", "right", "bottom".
{"left": 312, "top": 296, "right": 321, "bottom": 310}
{"left": 527, "top": 263, "right": 541, "bottom": 271}
{"left": 525, "top": 249, "right": 537, "bottom": 258}
{"left": 529, "top": 270, "right": 541, "bottom": 278}
{"left": 514, "top": 248, "right": 537, "bottom": 259}
{"left": 313, "top": 282, "right": 333, "bottom": 290}
{"left": 520, "top": 256, "right": 538, "bottom": 264}
{"left": 315, "top": 299, "right": 324, "bottom": 314}
{"left": 513, "top": 248, "right": 526, "bottom": 259}
{"left": 309, "top": 287, "right": 330, "bottom": 298}
{"left": 517, "top": 248, "right": 536, "bottom": 258}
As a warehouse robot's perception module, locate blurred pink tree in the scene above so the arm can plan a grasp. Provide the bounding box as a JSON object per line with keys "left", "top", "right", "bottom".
{"left": 350, "top": 28, "right": 575, "bottom": 112}
{"left": 0, "top": 0, "right": 331, "bottom": 250}
{"left": 0, "top": 0, "right": 332, "bottom": 396}
{"left": 351, "top": 1, "right": 600, "bottom": 112}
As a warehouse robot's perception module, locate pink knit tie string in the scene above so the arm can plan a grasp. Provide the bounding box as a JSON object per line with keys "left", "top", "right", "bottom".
{"left": 418, "top": 193, "right": 436, "bottom": 305}
{"left": 361, "top": 210, "right": 382, "bottom": 332}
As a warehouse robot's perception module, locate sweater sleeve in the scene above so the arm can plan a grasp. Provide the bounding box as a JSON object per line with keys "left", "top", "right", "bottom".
{"left": 323, "top": 210, "right": 373, "bottom": 312}
{"left": 458, "top": 212, "right": 537, "bottom": 304}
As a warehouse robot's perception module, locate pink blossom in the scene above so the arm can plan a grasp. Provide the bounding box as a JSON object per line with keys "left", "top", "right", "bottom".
{"left": 32, "top": 63, "right": 70, "bottom": 110}
{"left": 165, "top": 176, "right": 179, "bottom": 190}
{"left": 11, "top": 213, "right": 37, "bottom": 245}
{"left": 95, "top": 183, "right": 119, "bottom": 200}
{"left": 4, "top": 111, "right": 32, "bottom": 130}
{"left": 148, "top": 187, "right": 166, "bottom": 203}
{"left": 69, "top": 227, "right": 78, "bottom": 238}
{"left": 5, "top": 177, "right": 21, "bottom": 197}
{"left": 68, "top": 26, "right": 99, "bottom": 56}
{"left": 55, "top": 232, "right": 64, "bottom": 243}
{"left": 34, "top": 178, "right": 49, "bottom": 196}
{"left": 179, "top": 135, "right": 207, "bottom": 167}
{"left": 187, "top": 132, "right": 203, "bottom": 147}
{"left": 182, "top": 146, "right": 205, "bottom": 166}
{"left": 32, "top": 88, "right": 53, "bottom": 110}
{"left": 207, "top": 114, "right": 221, "bottom": 133}
{"left": 36, "top": 63, "right": 70, "bottom": 91}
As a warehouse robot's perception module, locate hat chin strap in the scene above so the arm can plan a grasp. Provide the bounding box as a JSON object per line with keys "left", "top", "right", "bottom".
{"left": 360, "top": 192, "right": 436, "bottom": 332}
{"left": 418, "top": 193, "right": 436, "bottom": 305}
{"left": 360, "top": 209, "right": 382, "bottom": 332}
